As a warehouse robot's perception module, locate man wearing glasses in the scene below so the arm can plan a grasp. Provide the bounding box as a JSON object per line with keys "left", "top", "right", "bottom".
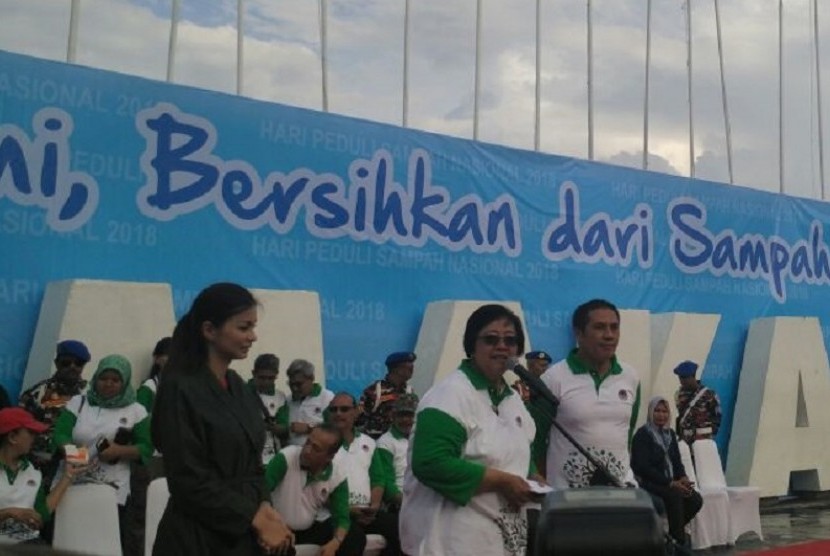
{"left": 285, "top": 358, "right": 335, "bottom": 446}
{"left": 19, "top": 339, "right": 91, "bottom": 473}
{"left": 540, "top": 299, "right": 641, "bottom": 489}
{"left": 328, "top": 393, "right": 399, "bottom": 556}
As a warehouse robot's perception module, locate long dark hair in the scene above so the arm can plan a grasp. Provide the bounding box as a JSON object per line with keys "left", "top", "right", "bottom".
{"left": 164, "top": 283, "right": 257, "bottom": 376}
{"left": 149, "top": 336, "right": 172, "bottom": 380}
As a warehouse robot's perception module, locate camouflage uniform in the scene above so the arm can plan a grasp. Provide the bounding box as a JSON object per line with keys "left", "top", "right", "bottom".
{"left": 356, "top": 378, "right": 414, "bottom": 439}
{"left": 674, "top": 381, "right": 721, "bottom": 443}
{"left": 19, "top": 376, "right": 87, "bottom": 468}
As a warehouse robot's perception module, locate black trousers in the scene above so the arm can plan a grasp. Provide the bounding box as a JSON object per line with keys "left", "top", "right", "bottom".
{"left": 294, "top": 518, "right": 366, "bottom": 556}
{"left": 362, "top": 510, "right": 401, "bottom": 555}
{"left": 645, "top": 484, "right": 703, "bottom": 543}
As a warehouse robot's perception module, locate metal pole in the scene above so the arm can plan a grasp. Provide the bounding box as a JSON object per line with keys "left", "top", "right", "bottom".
{"left": 587, "top": 0, "right": 594, "bottom": 160}
{"left": 643, "top": 0, "right": 652, "bottom": 170}
{"left": 319, "top": 0, "right": 329, "bottom": 112}
{"left": 779, "top": 0, "right": 784, "bottom": 194}
{"left": 714, "top": 0, "right": 734, "bottom": 184}
{"left": 534, "top": 0, "right": 542, "bottom": 151}
{"left": 473, "top": 0, "right": 482, "bottom": 141}
{"left": 166, "top": 0, "right": 180, "bottom": 82}
{"left": 236, "top": 0, "right": 244, "bottom": 95}
{"left": 686, "top": 0, "right": 695, "bottom": 178}
{"left": 814, "top": 0, "right": 826, "bottom": 199}
{"left": 67, "top": 0, "right": 80, "bottom": 63}
{"left": 402, "top": 0, "right": 411, "bottom": 128}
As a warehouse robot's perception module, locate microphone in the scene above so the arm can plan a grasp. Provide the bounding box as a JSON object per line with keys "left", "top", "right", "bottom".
{"left": 508, "top": 357, "right": 559, "bottom": 413}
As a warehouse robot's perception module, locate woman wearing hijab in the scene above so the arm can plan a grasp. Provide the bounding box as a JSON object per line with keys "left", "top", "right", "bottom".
{"left": 631, "top": 395, "right": 703, "bottom": 545}
{"left": 52, "top": 354, "right": 152, "bottom": 548}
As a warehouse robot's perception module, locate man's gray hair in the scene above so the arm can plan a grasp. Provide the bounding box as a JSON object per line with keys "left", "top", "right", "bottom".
{"left": 286, "top": 358, "right": 315, "bottom": 379}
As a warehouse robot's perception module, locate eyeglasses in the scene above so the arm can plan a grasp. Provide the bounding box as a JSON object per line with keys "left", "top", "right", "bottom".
{"left": 56, "top": 358, "right": 85, "bottom": 369}
{"left": 328, "top": 406, "right": 354, "bottom": 413}
{"left": 477, "top": 335, "right": 519, "bottom": 347}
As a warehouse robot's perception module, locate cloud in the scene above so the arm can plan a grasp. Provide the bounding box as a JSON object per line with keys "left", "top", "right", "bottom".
{"left": 0, "top": 0, "right": 827, "bottom": 200}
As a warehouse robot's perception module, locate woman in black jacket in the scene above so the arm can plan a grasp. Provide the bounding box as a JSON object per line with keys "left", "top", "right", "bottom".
{"left": 151, "top": 283, "right": 293, "bottom": 555}
{"left": 631, "top": 395, "right": 702, "bottom": 545}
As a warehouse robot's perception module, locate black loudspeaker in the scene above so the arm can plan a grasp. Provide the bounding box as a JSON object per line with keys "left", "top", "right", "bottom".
{"left": 534, "top": 487, "right": 665, "bottom": 556}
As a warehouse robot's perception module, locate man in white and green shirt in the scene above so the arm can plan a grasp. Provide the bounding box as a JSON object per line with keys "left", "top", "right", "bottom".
{"left": 376, "top": 393, "right": 417, "bottom": 497}
{"left": 328, "top": 393, "right": 400, "bottom": 555}
{"left": 265, "top": 424, "right": 365, "bottom": 556}
{"left": 285, "top": 359, "right": 334, "bottom": 447}
{"left": 541, "top": 298, "right": 641, "bottom": 489}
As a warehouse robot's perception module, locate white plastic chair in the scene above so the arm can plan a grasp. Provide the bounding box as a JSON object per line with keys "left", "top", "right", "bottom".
{"left": 692, "top": 439, "right": 763, "bottom": 544}
{"left": 364, "top": 533, "right": 387, "bottom": 556}
{"left": 678, "top": 439, "right": 731, "bottom": 550}
{"left": 144, "top": 478, "right": 170, "bottom": 556}
{"left": 53, "top": 483, "right": 122, "bottom": 556}
{"left": 294, "top": 545, "right": 321, "bottom": 556}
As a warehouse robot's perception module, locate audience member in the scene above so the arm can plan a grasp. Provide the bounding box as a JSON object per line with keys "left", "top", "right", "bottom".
{"left": 136, "top": 337, "right": 172, "bottom": 414}
{"left": 51, "top": 354, "right": 152, "bottom": 550}
{"left": 150, "top": 283, "right": 292, "bottom": 555}
{"left": 328, "top": 392, "right": 399, "bottom": 555}
{"left": 248, "top": 353, "right": 288, "bottom": 464}
{"left": 19, "top": 340, "right": 91, "bottom": 476}
{"left": 631, "top": 396, "right": 702, "bottom": 546}
{"left": 401, "top": 304, "right": 539, "bottom": 556}
{"left": 0, "top": 408, "right": 86, "bottom": 544}
{"left": 126, "top": 336, "right": 171, "bottom": 556}
{"left": 673, "top": 360, "right": 722, "bottom": 444}
{"left": 286, "top": 359, "right": 334, "bottom": 447}
{"left": 512, "top": 350, "right": 554, "bottom": 477}
{"left": 356, "top": 352, "right": 416, "bottom": 439}
{"left": 376, "top": 393, "right": 417, "bottom": 497}
{"left": 266, "top": 424, "right": 365, "bottom": 556}
{"left": 541, "top": 299, "right": 641, "bottom": 488}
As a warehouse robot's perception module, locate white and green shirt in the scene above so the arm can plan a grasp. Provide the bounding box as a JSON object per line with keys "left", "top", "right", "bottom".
{"left": 287, "top": 384, "right": 334, "bottom": 446}
{"left": 258, "top": 390, "right": 288, "bottom": 464}
{"left": 0, "top": 459, "right": 46, "bottom": 544}
{"left": 377, "top": 426, "right": 409, "bottom": 491}
{"left": 52, "top": 395, "right": 152, "bottom": 505}
{"left": 541, "top": 350, "right": 641, "bottom": 489}
{"left": 265, "top": 445, "right": 350, "bottom": 532}
{"left": 400, "top": 360, "right": 535, "bottom": 556}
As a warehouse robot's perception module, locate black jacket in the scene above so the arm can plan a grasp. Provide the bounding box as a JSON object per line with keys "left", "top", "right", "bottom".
{"left": 151, "top": 368, "right": 267, "bottom": 555}
{"left": 630, "top": 426, "right": 688, "bottom": 491}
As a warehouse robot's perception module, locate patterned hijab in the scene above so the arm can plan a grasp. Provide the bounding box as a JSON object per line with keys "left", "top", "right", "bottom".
{"left": 86, "top": 354, "right": 137, "bottom": 409}
{"left": 646, "top": 395, "right": 674, "bottom": 479}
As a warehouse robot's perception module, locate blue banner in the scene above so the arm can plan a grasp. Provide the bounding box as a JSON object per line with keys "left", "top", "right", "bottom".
{"left": 2, "top": 50, "right": 829, "bottom": 458}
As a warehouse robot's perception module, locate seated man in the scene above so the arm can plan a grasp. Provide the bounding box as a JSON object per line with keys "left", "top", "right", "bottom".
{"left": 19, "top": 340, "right": 91, "bottom": 474}
{"left": 285, "top": 359, "right": 334, "bottom": 446}
{"left": 329, "top": 393, "right": 400, "bottom": 556}
{"left": 266, "top": 425, "right": 366, "bottom": 556}
{"left": 376, "top": 393, "right": 418, "bottom": 498}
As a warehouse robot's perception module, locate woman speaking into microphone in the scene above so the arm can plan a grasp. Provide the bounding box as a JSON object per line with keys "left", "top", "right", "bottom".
{"left": 400, "top": 304, "right": 541, "bottom": 556}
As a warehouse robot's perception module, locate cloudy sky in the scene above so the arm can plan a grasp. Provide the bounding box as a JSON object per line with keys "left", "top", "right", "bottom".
{"left": 0, "top": 0, "right": 827, "bottom": 200}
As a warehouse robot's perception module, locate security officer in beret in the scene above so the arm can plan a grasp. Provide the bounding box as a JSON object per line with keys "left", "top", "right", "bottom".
{"left": 512, "top": 350, "right": 554, "bottom": 476}
{"left": 356, "top": 351, "right": 417, "bottom": 439}
{"left": 673, "top": 360, "right": 722, "bottom": 444}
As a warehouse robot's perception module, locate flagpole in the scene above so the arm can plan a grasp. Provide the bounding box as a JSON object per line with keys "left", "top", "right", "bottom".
{"left": 67, "top": 0, "right": 80, "bottom": 63}
{"left": 319, "top": 0, "right": 329, "bottom": 112}
{"left": 534, "top": 0, "right": 542, "bottom": 151}
{"left": 686, "top": 0, "right": 695, "bottom": 178}
{"left": 714, "top": 0, "right": 734, "bottom": 184}
{"left": 473, "top": 0, "right": 482, "bottom": 141}
{"left": 643, "top": 0, "right": 652, "bottom": 170}
{"left": 402, "top": 0, "right": 411, "bottom": 128}
{"left": 166, "top": 0, "right": 180, "bottom": 82}
{"left": 587, "top": 0, "right": 594, "bottom": 160}
{"left": 236, "top": 0, "right": 245, "bottom": 96}
{"left": 814, "top": 0, "right": 826, "bottom": 199}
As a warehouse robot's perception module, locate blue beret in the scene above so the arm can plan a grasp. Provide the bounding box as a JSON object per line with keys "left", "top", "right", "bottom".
{"left": 673, "top": 360, "right": 698, "bottom": 378}
{"left": 56, "top": 340, "right": 91, "bottom": 363}
{"left": 526, "top": 350, "right": 552, "bottom": 362}
{"left": 385, "top": 351, "right": 416, "bottom": 366}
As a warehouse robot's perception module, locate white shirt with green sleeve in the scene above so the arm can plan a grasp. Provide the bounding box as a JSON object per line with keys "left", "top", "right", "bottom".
{"left": 400, "top": 360, "right": 535, "bottom": 556}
